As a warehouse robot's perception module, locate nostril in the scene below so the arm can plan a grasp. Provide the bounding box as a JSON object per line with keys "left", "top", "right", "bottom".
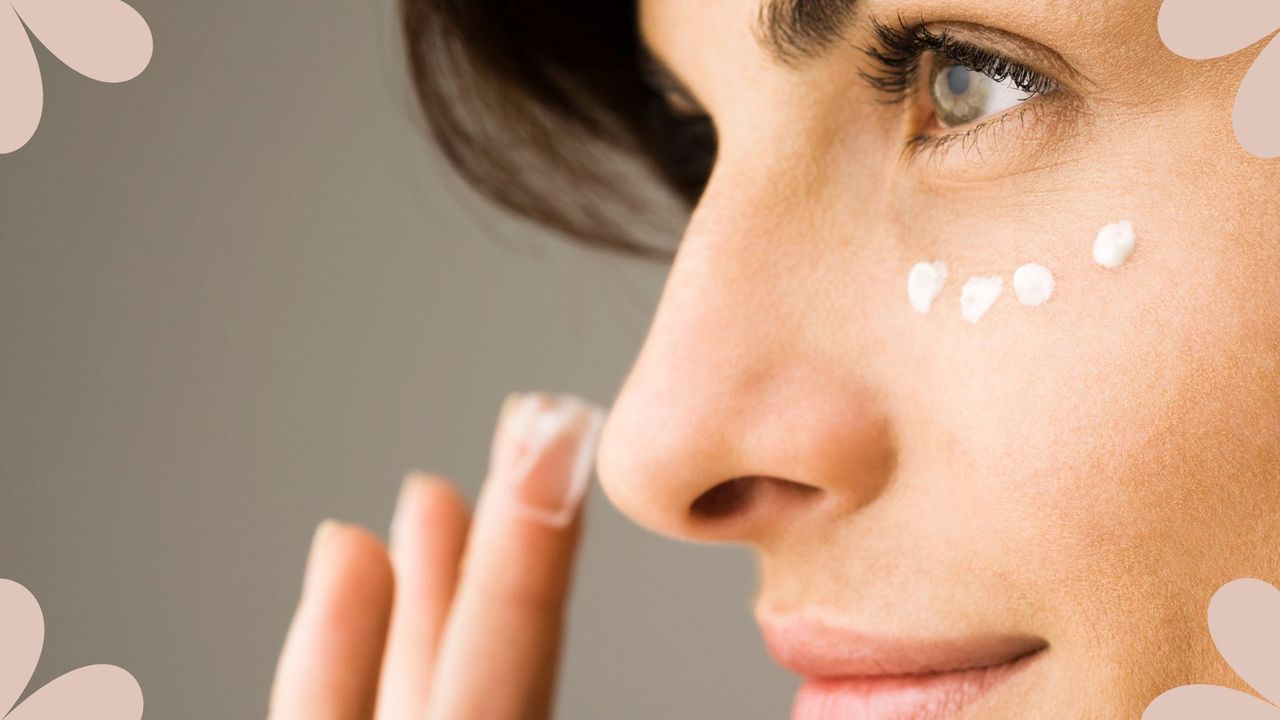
{"left": 689, "top": 477, "right": 759, "bottom": 519}
{"left": 688, "top": 476, "right": 826, "bottom": 528}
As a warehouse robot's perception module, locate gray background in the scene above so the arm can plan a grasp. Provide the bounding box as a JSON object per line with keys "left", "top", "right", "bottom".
{"left": 0, "top": 0, "right": 795, "bottom": 717}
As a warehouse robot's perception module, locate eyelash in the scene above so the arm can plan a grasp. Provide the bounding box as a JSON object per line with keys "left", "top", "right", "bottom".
{"left": 860, "top": 15, "right": 1060, "bottom": 159}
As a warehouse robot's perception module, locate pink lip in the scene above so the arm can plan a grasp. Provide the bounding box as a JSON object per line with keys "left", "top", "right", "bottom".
{"left": 756, "top": 607, "right": 1047, "bottom": 720}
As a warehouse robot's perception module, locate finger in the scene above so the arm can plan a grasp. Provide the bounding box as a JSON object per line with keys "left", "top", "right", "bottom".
{"left": 424, "top": 392, "right": 606, "bottom": 720}
{"left": 374, "top": 472, "right": 470, "bottom": 720}
{"left": 268, "top": 520, "right": 394, "bottom": 720}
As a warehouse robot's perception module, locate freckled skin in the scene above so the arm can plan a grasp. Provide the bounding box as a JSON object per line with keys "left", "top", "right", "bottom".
{"left": 596, "top": 0, "right": 1280, "bottom": 716}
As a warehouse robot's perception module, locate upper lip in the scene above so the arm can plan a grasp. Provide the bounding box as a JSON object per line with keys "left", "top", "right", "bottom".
{"left": 755, "top": 605, "right": 1048, "bottom": 679}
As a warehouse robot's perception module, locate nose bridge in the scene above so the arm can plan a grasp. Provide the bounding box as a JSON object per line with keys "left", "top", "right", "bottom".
{"left": 595, "top": 160, "right": 898, "bottom": 545}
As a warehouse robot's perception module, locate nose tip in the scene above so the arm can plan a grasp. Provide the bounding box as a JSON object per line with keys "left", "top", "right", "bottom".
{"left": 594, "top": 367, "right": 898, "bottom": 545}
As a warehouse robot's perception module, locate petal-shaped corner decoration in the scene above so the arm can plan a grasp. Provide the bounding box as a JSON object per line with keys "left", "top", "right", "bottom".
{"left": 1144, "top": 683, "right": 1280, "bottom": 719}
{"left": 1234, "top": 35, "right": 1280, "bottom": 159}
{"left": 1158, "top": 0, "right": 1280, "bottom": 59}
{"left": 0, "top": 580, "right": 45, "bottom": 715}
{"left": 5, "top": 664, "right": 142, "bottom": 720}
{"left": 1208, "top": 578, "right": 1280, "bottom": 705}
{"left": 9, "top": 0, "right": 152, "bottom": 83}
{"left": 0, "top": 4, "right": 42, "bottom": 154}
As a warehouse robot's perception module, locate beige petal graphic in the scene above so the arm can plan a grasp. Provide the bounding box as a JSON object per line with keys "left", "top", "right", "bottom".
{"left": 1158, "top": 0, "right": 1280, "bottom": 59}
{"left": 5, "top": 665, "right": 142, "bottom": 720}
{"left": 0, "top": 580, "right": 43, "bottom": 715}
{"left": 1208, "top": 578, "right": 1280, "bottom": 705}
{"left": 1234, "top": 35, "right": 1280, "bottom": 159}
{"left": 1143, "top": 684, "right": 1280, "bottom": 719}
{"left": 9, "top": 0, "right": 152, "bottom": 83}
{"left": 0, "top": 3, "right": 42, "bottom": 154}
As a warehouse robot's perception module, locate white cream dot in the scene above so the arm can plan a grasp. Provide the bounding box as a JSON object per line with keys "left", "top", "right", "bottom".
{"left": 960, "top": 276, "right": 1004, "bottom": 324}
{"left": 1093, "top": 221, "right": 1136, "bottom": 269}
{"left": 1012, "top": 263, "right": 1055, "bottom": 306}
{"left": 907, "top": 261, "right": 948, "bottom": 314}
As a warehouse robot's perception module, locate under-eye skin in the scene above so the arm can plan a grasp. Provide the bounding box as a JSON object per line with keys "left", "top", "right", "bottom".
{"left": 859, "top": 15, "right": 1075, "bottom": 170}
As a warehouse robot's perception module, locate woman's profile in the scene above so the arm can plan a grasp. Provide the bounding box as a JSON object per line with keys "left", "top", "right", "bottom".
{"left": 266, "top": 1, "right": 1280, "bottom": 718}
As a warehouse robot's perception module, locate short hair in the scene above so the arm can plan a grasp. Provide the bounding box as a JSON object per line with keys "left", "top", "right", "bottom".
{"left": 401, "top": 1, "right": 716, "bottom": 261}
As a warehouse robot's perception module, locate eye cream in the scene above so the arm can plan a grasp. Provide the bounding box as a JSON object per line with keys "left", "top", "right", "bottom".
{"left": 1012, "top": 263, "right": 1054, "bottom": 306}
{"left": 1093, "top": 221, "right": 1136, "bottom": 269}
{"left": 960, "top": 276, "right": 1004, "bottom": 324}
{"left": 908, "top": 261, "right": 948, "bottom": 314}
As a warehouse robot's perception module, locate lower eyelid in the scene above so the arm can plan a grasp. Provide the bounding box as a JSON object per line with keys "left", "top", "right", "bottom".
{"left": 901, "top": 93, "right": 1065, "bottom": 174}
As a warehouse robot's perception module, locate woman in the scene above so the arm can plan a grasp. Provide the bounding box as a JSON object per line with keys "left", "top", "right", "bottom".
{"left": 267, "top": 0, "right": 1280, "bottom": 717}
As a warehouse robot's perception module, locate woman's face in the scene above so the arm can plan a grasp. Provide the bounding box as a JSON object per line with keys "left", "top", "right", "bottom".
{"left": 595, "top": 0, "right": 1280, "bottom": 716}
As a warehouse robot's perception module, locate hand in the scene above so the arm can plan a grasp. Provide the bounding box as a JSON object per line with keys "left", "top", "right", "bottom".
{"left": 267, "top": 392, "right": 607, "bottom": 720}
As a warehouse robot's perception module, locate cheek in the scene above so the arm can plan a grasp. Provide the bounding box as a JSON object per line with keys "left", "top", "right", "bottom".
{"left": 906, "top": 206, "right": 1280, "bottom": 687}
{"left": 906, "top": 187, "right": 1277, "bottom": 530}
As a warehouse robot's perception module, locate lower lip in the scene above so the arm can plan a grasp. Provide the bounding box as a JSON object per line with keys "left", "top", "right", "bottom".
{"left": 790, "top": 648, "right": 1042, "bottom": 720}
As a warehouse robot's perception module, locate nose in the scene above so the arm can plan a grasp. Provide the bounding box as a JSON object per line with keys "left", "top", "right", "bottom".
{"left": 594, "top": 180, "right": 899, "bottom": 547}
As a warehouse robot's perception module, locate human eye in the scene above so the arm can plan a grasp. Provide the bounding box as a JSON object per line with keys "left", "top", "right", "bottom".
{"left": 859, "top": 15, "right": 1068, "bottom": 168}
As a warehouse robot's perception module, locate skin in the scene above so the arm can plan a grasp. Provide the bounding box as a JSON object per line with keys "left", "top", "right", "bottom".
{"left": 268, "top": 0, "right": 1280, "bottom": 717}
{"left": 268, "top": 394, "right": 586, "bottom": 720}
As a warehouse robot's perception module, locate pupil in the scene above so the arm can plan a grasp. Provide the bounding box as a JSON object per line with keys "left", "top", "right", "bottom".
{"left": 946, "top": 66, "right": 972, "bottom": 96}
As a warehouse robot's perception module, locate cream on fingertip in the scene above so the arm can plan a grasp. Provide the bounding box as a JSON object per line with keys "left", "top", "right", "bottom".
{"left": 498, "top": 393, "right": 606, "bottom": 528}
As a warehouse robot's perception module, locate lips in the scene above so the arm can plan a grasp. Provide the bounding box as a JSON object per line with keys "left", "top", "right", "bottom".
{"left": 756, "top": 607, "right": 1048, "bottom": 720}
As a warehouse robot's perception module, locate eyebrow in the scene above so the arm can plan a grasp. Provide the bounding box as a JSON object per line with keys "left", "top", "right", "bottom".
{"left": 752, "top": 0, "right": 862, "bottom": 68}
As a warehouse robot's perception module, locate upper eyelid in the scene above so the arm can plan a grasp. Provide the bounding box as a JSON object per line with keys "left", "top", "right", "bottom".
{"left": 855, "top": 13, "right": 1096, "bottom": 103}
{"left": 920, "top": 21, "right": 1096, "bottom": 93}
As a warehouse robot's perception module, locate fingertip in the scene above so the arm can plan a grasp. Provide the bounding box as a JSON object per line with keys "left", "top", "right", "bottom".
{"left": 392, "top": 472, "right": 470, "bottom": 547}
{"left": 332, "top": 522, "right": 394, "bottom": 582}
{"left": 374, "top": 474, "right": 472, "bottom": 720}
{"left": 409, "top": 471, "right": 470, "bottom": 517}
{"left": 271, "top": 520, "right": 396, "bottom": 720}
{"left": 304, "top": 520, "right": 393, "bottom": 613}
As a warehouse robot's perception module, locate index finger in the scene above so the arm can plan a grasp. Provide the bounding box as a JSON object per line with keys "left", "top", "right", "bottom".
{"left": 423, "top": 391, "right": 606, "bottom": 720}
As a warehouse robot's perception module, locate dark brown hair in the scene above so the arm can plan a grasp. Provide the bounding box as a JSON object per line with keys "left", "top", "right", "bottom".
{"left": 400, "top": 1, "right": 715, "bottom": 262}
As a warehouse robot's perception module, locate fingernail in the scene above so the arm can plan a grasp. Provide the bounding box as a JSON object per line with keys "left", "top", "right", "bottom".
{"left": 489, "top": 392, "right": 527, "bottom": 477}
{"left": 389, "top": 471, "right": 427, "bottom": 556}
{"left": 489, "top": 392, "right": 606, "bottom": 527}
{"left": 303, "top": 519, "right": 342, "bottom": 597}
{"left": 314, "top": 518, "right": 341, "bottom": 549}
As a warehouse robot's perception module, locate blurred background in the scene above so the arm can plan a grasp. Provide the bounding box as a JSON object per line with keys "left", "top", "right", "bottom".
{"left": 0, "top": 0, "right": 795, "bottom": 717}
